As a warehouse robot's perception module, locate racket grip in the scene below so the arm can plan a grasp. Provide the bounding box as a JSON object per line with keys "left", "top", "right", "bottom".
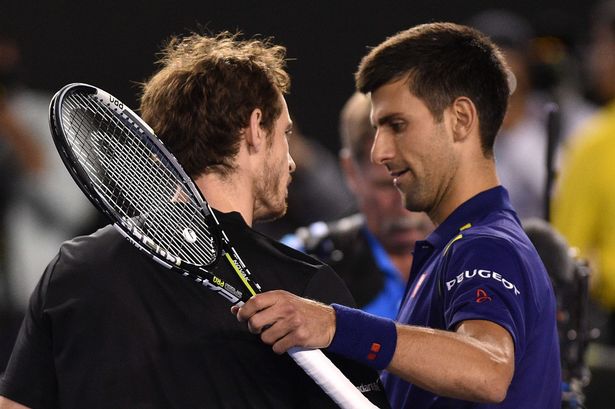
{"left": 287, "top": 347, "right": 379, "bottom": 409}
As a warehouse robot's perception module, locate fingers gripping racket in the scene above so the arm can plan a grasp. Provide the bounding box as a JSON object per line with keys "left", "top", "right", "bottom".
{"left": 49, "top": 83, "right": 378, "bottom": 409}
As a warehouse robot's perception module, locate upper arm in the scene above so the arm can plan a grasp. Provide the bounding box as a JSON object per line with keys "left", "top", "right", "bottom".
{"left": 442, "top": 236, "right": 531, "bottom": 361}
{"left": 455, "top": 319, "right": 515, "bottom": 376}
{"left": 455, "top": 319, "right": 516, "bottom": 402}
{"left": 0, "top": 257, "right": 59, "bottom": 408}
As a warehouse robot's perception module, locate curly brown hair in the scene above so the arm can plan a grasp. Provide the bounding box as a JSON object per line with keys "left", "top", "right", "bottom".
{"left": 140, "top": 32, "right": 290, "bottom": 178}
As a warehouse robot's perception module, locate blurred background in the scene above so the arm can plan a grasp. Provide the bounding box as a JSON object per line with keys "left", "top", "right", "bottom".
{"left": 0, "top": 0, "right": 598, "bottom": 154}
{"left": 2, "top": 0, "right": 614, "bottom": 408}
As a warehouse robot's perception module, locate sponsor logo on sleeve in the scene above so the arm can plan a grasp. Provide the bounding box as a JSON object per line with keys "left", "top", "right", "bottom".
{"left": 475, "top": 288, "right": 492, "bottom": 303}
{"left": 446, "top": 269, "right": 520, "bottom": 295}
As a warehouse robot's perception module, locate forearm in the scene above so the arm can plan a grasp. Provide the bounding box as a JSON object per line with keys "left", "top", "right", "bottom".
{"left": 235, "top": 292, "right": 514, "bottom": 403}
{"left": 388, "top": 324, "right": 512, "bottom": 403}
{"left": 326, "top": 305, "right": 514, "bottom": 403}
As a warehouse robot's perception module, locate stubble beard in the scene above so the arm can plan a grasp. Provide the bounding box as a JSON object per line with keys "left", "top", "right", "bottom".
{"left": 253, "top": 161, "right": 288, "bottom": 223}
{"left": 399, "top": 174, "right": 430, "bottom": 214}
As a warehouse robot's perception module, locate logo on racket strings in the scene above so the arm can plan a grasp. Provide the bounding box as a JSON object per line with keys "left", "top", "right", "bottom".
{"left": 120, "top": 219, "right": 243, "bottom": 305}
{"left": 182, "top": 227, "right": 198, "bottom": 243}
{"left": 121, "top": 218, "right": 181, "bottom": 267}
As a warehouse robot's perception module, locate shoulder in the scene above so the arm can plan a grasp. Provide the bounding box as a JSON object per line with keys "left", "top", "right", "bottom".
{"left": 60, "top": 224, "right": 124, "bottom": 254}
{"left": 54, "top": 225, "right": 130, "bottom": 272}
{"left": 461, "top": 212, "right": 533, "bottom": 251}
{"left": 21, "top": 225, "right": 137, "bottom": 327}
{"left": 44, "top": 225, "right": 138, "bottom": 296}
{"left": 262, "top": 233, "right": 359, "bottom": 306}
{"left": 226, "top": 218, "right": 357, "bottom": 306}
{"left": 443, "top": 213, "right": 552, "bottom": 308}
{"left": 446, "top": 212, "right": 541, "bottom": 273}
{"left": 245, "top": 224, "right": 333, "bottom": 272}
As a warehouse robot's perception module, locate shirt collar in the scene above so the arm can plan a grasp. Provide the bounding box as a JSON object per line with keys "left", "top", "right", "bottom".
{"left": 425, "top": 186, "right": 516, "bottom": 250}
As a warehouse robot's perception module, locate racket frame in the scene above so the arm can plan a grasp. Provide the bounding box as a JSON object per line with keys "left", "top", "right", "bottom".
{"left": 49, "top": 83, "right": 254, "bottom": 305}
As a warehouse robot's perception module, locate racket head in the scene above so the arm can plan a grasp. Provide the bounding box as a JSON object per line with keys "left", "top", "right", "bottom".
{"left": 48, "top": 83, "right": 222, "bottom": 270}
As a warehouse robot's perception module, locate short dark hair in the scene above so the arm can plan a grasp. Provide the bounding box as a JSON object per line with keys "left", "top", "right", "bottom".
{"left": 355, "top": 22, "right": 510, "bottom": 156}
{"left": 140, "top": 32, "right": 290, "bottom": 178}
{"left": 339, "top": 92, "right": 373, "bottom": 163}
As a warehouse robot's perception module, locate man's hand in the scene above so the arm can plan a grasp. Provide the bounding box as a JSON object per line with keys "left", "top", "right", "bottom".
{"left": 232, "top": 290, "right": 336, "bottom": 354}
{"left": 0, "top": 396, "right": 31, "bottom": 409}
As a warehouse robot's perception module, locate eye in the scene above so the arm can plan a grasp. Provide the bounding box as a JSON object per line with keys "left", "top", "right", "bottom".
{"left": 390, "top": 121, "right": 406, "bottom": 133}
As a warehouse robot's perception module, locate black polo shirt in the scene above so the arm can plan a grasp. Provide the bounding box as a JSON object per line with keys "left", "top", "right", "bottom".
{"left": 0, "top": 210, "right": 390, "bottom": 409}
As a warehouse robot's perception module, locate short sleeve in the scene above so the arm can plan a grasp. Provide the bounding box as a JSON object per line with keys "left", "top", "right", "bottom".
{"left": 441, "top": 236, "right": 528, "bottom": 362}
{"left": 0, "top": 255, "right": 60, "bottom": 408}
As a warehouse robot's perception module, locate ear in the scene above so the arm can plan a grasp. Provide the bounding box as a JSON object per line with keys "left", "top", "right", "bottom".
{"left": 244, "top": 108, "right": 266, "bottom": 153}
{"left": 449, "top": 97, "right": 477, "bottom": 143}
{"left": 339, "top": 148, "right": 361, "bottom": 194}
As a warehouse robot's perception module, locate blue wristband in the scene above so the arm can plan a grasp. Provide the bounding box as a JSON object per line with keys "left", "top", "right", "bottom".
{"left": 326, "top": 303, "right": 397, "bottom": 370}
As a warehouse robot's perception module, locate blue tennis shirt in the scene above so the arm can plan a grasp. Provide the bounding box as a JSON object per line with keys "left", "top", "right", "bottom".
{"left": 382, "top": 186, "right": 561, "bottom": 408}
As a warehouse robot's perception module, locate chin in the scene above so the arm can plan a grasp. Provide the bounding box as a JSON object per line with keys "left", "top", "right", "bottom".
{"left": 255, "top": 203, "right": 287, "bottom": 223}
{"left": 402, "top": 192, "right": 429, "bottom": 213}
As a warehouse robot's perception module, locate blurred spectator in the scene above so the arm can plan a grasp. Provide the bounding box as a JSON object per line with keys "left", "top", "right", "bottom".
{"left": 0, "top": 34, "right": 46, "bottom": 372}
{"left": 553, "top": 0, "right": 615, "bottom": 343}
{"left": 282, "top": 93, "right": 433, "bottom": 319}
{"left": 552, "top": 3, "right": 615, "bottom": 407}
{"left": 255, "top": 123, "right": 356, "bottom": 239}
{"left": 523, "top": 218, "right": 592, "bottom": 407}
{"left": 469, "top": 10, "right": 595, "bottom": 220}
{"left": 0, "top": 35, "right": 96, "bottom": 369}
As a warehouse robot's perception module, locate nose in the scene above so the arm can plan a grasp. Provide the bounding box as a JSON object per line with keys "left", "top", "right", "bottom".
{"left": 370, "top": 129, "right": 393, "bottom": 166}
{"left": 288, "top": 153, "right": 296, "bottom": 173}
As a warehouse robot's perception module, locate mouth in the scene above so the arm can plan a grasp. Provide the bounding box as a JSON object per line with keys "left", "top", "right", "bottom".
{"left": 389, "top": 168, "right": 410, "bottom": 185}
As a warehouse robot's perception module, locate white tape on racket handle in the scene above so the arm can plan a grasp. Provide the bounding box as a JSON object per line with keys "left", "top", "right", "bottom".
{"left": 287, "top": 347, "right": 379, "bottom": 408}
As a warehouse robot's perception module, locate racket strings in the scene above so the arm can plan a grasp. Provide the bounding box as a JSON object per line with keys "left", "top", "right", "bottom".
{"left": 68, "top": 95, "right": 217, "bottom": 265}
{"left": 61, "top": 92, "right": 217, "bottom": 266}
{"left": 64, "top": 96, "right": 178, "bottom": 221}
{"left": 75, "top": 95, "right": 216, "bottom": 262}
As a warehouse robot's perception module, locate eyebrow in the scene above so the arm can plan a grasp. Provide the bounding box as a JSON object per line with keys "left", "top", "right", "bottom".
{"left": 373, "top": 113, "right": 403, "bottom": 128}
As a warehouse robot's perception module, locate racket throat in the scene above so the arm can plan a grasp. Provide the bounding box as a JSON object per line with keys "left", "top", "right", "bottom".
{"left": 193, "top": 274, "right": 244, "bottom": 305}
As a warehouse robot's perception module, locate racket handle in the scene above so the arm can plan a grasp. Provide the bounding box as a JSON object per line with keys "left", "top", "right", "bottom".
{"left": 287, "top": 347, "right": 380, "bottom": 409}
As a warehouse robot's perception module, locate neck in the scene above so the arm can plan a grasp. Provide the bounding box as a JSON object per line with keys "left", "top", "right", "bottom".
{"left": 194, "top": 171, "right": 255, "bottom": 226}
{"left": 429, "top": 157, "right": 499, "bottom": 226}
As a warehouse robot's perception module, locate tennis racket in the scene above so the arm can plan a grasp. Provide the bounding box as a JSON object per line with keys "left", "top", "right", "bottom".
{"left": 48, "top": 83, "right": 378, "bottom": 409}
